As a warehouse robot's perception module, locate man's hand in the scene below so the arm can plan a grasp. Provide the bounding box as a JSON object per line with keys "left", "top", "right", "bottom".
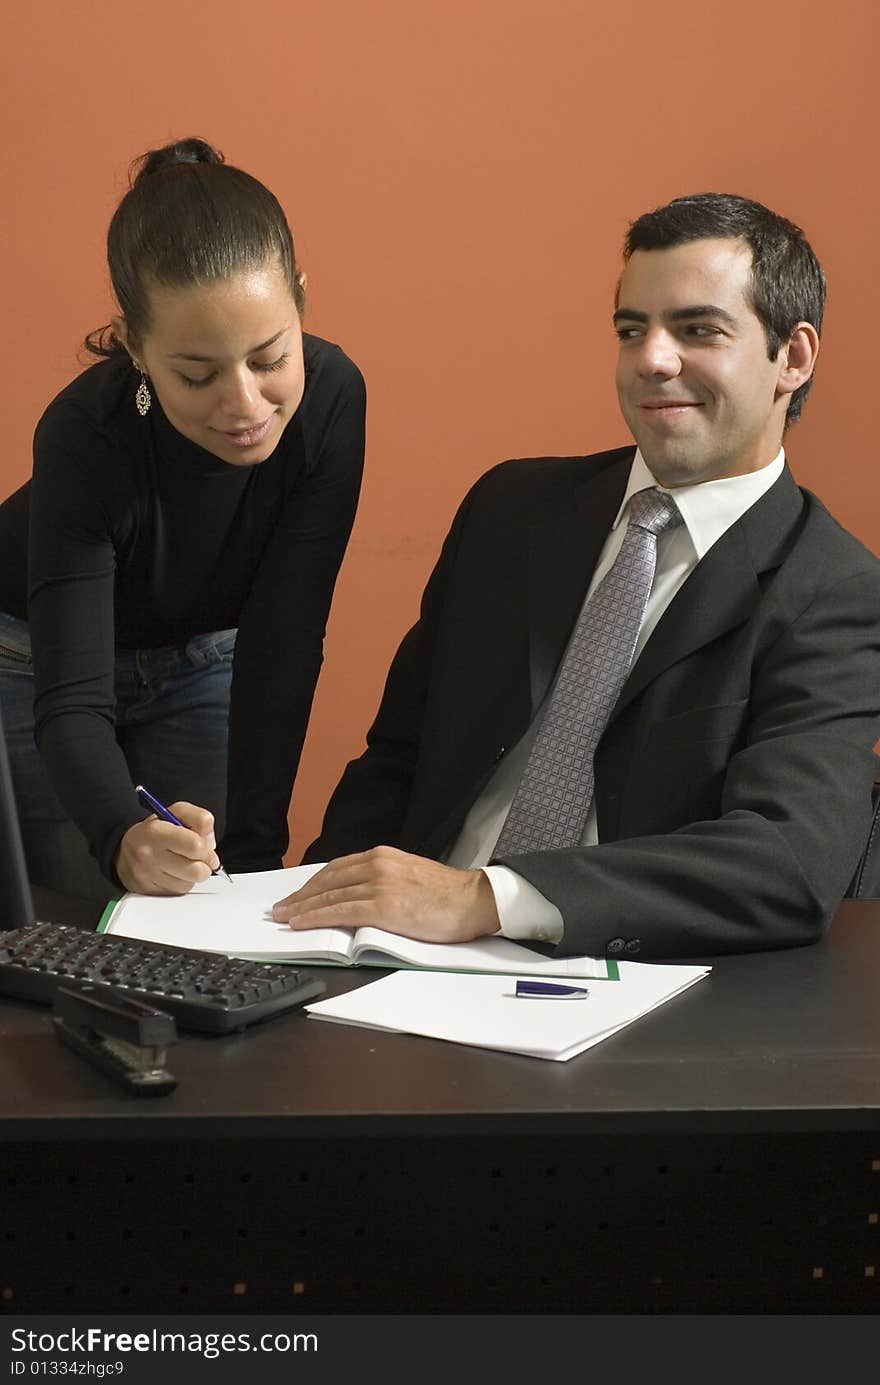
{"left": 116, "top": 801, "right": 220, "bottom": 895}
{"left": 271, "top": 846, "right": 500, "bottom": 943}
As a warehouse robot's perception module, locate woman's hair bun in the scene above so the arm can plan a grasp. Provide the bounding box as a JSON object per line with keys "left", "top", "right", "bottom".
{"left": 132, "top": 137, "right": 224, "bottom": 185}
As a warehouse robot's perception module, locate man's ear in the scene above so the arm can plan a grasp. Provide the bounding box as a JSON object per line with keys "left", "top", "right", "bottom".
{"left": 776, "top": 322, "right": 820, "bottom": 401}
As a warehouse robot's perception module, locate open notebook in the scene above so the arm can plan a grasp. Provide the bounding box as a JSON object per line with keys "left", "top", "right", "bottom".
{"left": 99, "top": 864, "right": 619, "bottom": 980}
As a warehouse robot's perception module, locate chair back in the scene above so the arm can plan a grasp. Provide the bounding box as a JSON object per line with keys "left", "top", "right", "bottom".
{"left": 846, "top": 761, "right": 880, "bottom": 899}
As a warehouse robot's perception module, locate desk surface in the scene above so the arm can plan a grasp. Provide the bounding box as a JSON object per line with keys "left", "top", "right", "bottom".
{"left": 2, "top": 896, "right": 879, "bottom": 1141}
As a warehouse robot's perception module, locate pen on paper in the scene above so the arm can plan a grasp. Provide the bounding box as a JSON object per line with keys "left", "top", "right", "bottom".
{"left": 134, "top": 784, "right": 234, "bottom": 884}
{"left": 514, "top": 980, "right": 589, "bottom": 999}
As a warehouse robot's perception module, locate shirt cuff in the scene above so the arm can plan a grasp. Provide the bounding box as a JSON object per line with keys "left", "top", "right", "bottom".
{"left": 481, "top": 865, "right": 564, "bottom": 944}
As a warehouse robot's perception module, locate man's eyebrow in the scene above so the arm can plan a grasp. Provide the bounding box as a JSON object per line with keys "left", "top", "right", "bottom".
{"left": 668, "top": 304, "right": 738, "bottom": 327}
{"left": 166, "top": 328, "right": 289, "bottom": 362}
{"left": 613, "top": 305, "right": 738, "bottom": 327}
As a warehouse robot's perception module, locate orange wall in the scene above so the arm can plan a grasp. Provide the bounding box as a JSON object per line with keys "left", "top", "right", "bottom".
{"left": 2, "top": 1, "right": 877, "bottom": 860}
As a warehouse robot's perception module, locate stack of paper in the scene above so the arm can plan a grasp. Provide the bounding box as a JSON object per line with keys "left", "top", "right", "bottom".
{"left": 100, "top": 863, "right": 711, "bottom": 1057}
{"left": 305, "top": 961, "right": 711, "bottom": 1061}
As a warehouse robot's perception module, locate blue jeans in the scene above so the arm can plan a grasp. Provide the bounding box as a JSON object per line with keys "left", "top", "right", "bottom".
{"left": 0, "top": 611, "right": 236, "bottom": 904}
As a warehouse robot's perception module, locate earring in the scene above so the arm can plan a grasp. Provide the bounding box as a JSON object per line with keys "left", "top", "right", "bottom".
{"left": 134, "top": 370, "right": 151, "bottom": 417}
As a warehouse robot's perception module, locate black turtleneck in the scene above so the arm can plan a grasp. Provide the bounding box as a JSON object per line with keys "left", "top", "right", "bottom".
{"left": 0, "top": 334, "right": 366, "bottom": 882}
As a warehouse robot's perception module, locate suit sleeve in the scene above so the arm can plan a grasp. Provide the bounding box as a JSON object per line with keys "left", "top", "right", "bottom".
{"left": 499, "top": 566, "right": 880, "bottom": 958}
{"left": 303, "top": 473, "right": 489, "bottom": 862}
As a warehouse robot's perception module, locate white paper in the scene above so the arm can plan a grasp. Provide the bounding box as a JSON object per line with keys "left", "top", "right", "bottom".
{"left": 305, "top": 962, "right": 711, "bottom": 1061}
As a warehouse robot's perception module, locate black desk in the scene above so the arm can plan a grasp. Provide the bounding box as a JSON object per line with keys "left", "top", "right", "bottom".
{"left": 2, "top": 896, "right": 879, "bottom": 1313}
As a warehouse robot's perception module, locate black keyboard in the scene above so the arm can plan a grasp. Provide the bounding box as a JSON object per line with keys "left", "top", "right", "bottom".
{"left": 0, "top": 919, "right": 326, "bottom": 1034}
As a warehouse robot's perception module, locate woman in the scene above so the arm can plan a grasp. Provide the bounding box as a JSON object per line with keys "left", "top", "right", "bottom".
{"left": 0, "top": 137, "right": 365, "bottom": 901}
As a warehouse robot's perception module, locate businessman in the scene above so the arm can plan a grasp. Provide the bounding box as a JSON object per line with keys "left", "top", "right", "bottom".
{"left": 274, "top": 192, "right": 880, "bottom": 958}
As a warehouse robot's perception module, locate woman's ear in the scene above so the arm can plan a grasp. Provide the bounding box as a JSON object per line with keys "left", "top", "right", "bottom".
{"left": 111, "top": 315, "right": 135, "bottom": 362}
{"left": 294, "top": 270, "right": 308, "bottom": 319}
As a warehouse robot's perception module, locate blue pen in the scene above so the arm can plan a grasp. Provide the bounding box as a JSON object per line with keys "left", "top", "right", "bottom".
{"left": 135, "top": 784, "right": 233, "bottom": 884}
{"left": 515, "top": 980, "right": 589, "bottom": 999}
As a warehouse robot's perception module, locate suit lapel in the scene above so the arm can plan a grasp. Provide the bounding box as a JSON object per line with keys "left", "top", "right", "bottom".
{"left": 527, "top": 451, "right": 632, "bottom": 709}
{"left": 611, "top": 465, "right": 805, "bottom": 721}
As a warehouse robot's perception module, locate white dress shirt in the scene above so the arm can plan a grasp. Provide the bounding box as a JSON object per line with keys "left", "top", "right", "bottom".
{"left": 444, "top": 448, "right": 786, "bottom": 941}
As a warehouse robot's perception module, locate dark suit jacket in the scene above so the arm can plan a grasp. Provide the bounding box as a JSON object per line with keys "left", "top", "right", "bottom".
{"left": 307, "top": 447, "right": 880, "bottom": 958}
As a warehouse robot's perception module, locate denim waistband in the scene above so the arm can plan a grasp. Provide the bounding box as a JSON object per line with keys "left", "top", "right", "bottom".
{"left": 0, "top": 611, "right": 31, "bottom": 658}
{"left": 0, "top": 611, "right": 236, "bottom": 667}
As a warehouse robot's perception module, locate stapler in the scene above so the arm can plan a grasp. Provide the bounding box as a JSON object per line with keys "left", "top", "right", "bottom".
{"left": 53, "top": 982, "right": 178, "bottom": 1097}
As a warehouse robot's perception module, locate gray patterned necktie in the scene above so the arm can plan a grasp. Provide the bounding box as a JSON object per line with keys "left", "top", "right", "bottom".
{"left": 493, "top": 487, "right": 683, "bottom": 855}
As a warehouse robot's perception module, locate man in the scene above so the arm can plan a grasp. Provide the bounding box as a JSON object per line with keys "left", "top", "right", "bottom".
{"left": 273, "top": 193, "right": 880, "bottom": 958}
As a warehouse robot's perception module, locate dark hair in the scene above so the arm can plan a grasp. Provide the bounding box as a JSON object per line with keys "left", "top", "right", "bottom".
{"left": 622, "top": 192, "right": 825, "bottom": 422}
{"left": 86, "top": 137, "right": 305, "bottom": 358}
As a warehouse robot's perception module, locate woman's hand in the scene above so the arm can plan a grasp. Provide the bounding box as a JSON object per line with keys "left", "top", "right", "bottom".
{"left": 116, "top": 801, "right": 220, "bottom": 895}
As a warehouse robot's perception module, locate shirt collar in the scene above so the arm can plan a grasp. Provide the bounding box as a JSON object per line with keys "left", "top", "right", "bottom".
{"left": 613, "top": 448, "right": 787, "bottom": 560}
